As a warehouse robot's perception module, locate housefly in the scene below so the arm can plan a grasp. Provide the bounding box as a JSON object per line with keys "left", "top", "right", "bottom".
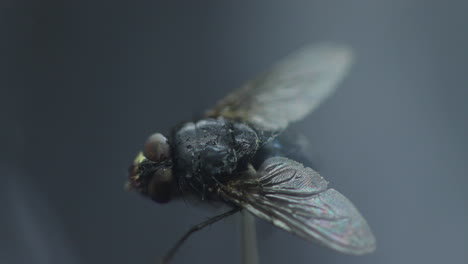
{"left": 127, "top": 43, "right": 376, "bottom": 263}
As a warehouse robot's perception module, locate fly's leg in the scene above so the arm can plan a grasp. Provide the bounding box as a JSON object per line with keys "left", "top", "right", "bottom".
{"left": 160, "top": 207, "right": 241, "bottom": 264}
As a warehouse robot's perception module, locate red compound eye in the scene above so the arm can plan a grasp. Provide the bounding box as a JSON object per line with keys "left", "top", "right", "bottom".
{"left": 148, "top": 167, "right": 173, "bottom": 203}
{"left": 143, "top": 133, "right": 171, "bottom": 162}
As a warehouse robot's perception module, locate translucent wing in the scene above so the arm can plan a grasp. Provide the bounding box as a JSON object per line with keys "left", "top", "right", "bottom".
{"left": 221, "top": 157, "right": 376, "bottom": 255}
{"left": 206, "top": 44, "right": 353, "bottom": 133}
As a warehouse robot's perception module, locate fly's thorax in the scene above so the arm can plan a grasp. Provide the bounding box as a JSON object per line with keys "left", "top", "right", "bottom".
{"left": 171, "top": 118, "right": 260, "bottom": 195}
{"left": 231, "top": 122, "right": 260, "bottom": 162}
{"left": 172, "top": 119, "right": 236, "bottom": 178}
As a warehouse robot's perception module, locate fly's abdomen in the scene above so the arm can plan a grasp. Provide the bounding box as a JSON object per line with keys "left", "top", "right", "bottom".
{"left": 252, "top": 130, "right": 312, "bottom": 170}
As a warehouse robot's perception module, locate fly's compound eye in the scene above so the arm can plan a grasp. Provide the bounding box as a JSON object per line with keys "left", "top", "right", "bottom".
{"left": 148, "top": 167, "right": 173, "bottom": 203}
{"left": 143, "top": 133, "right": 171, "bottom": 162}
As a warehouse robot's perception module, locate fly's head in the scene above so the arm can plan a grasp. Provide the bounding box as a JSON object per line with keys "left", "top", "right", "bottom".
{"left": 127, "top": 133, "right": 174, "bottom": 203}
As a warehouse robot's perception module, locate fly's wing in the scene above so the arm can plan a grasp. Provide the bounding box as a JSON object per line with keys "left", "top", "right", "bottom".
{"left": 206, "top": 44, "right": 353, "bottom": 133}
{"left": 222, "top": 157, "right": 376, "bottom": 255}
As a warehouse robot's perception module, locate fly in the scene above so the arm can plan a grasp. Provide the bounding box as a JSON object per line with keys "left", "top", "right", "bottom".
{"left": 127, "top": 43, "right": 376, "bottom": 263}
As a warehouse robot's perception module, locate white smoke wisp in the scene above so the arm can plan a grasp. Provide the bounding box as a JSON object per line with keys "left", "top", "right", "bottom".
{"left": 2, "top": 168, "right": 82, "bottom": 264}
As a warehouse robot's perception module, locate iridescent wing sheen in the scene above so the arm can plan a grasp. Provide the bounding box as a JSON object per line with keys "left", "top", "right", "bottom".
{"left": 206, "top": 44, "right": 353, "bottom": 133}
{"left": 222, "top": 157, "right": 376, "bottom": 255}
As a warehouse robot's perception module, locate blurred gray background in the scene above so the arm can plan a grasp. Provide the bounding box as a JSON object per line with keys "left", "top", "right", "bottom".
{"left": 2, "top": 1, "right": 468, "bottom": 264}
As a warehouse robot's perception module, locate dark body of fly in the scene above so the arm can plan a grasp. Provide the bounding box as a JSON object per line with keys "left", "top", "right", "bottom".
{"left": 171, "top": 118, "right": 260, "bottom": 199}
{"left": 128, "top": 44, "right": 376, "bottom": 263}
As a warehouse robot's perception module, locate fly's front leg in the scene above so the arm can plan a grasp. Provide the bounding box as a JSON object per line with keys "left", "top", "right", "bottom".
{"left": 159, "top": 207, "right": 241, "bottom": 264}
